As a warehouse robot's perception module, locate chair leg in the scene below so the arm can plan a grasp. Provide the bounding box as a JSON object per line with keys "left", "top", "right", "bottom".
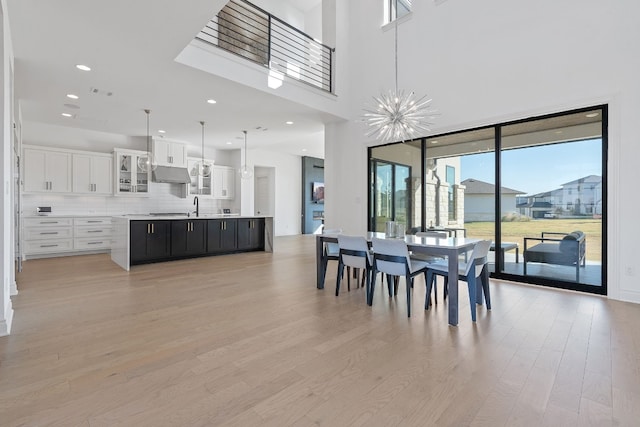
{"left": 335, "top": 260, "right": 344, "bottom": 297}
{"left": 386, "top": 274, "right": 393, "bottom": 297}
{"left": 347, "top": 266, "right": 351, "bottom": 292}
{"left": 425, "top": 270, "right": 434, "bottom": 309}
{"left": 444, "top": 276, "right": 449, "bottom": 300}
{"left": 405, "top": 274, "right": 412, "bottom": 317}
{"left": 482, "top": 267, "right": 491, "bottom": 310}
{"left": 467, "top": 275, "right": 477, "bottom": 322}
{"left": 365, "top": 268, "right": 371, "bottom": 304}
{"left": 369, "top": 268, "right": 377, "bottom": 306}
{"left": 394, "top": 276, "right": 399, "bottom": 296}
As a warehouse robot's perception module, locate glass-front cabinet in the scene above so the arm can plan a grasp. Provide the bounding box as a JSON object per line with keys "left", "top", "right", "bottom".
{"left": 114, "top": 149, "right": 150, "bottom": 195}
{"left": 187, "top": 157, "right": 213, "bottom": 197}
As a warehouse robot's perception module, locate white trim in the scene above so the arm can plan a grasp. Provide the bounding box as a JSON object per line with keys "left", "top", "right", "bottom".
{"left": 0, "top": 302, "right": 13, "bottom": 336}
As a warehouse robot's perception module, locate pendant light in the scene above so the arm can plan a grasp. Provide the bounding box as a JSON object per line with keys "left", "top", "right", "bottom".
{"left": 362, "top": 0, "right": 437, "bottom": 142}
{"left": 138, "top": 109, "right": 157, "bottom": 172}
{"left": 197, "top": 121, "right": 211, "bottom": 178}
{"left": 239, "top": 130, "right": 253, "bottom": 179}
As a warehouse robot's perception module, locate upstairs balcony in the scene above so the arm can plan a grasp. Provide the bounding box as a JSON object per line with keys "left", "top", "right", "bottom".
{"left": 196, "top": 0, "right": 334, "bottom": 94}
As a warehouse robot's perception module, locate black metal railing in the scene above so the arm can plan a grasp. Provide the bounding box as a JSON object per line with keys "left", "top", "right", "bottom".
{"left": 197, "top": 0, "right": 334, "bottom": 93}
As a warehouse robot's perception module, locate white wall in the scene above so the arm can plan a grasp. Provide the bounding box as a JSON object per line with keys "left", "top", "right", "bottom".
{"left": 326, "top": 0, "right": 640, "bottom": 303}
{"left": 243, "top": 147, "right": 301, "bottom": 236}
{"left": 0, "top": 0, "right": 13, "bottom": 336}
{"left": 252, "top": 0, "right": 304, "bottom": 30}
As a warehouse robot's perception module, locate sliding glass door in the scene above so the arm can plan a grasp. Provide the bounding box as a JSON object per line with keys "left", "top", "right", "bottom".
{"left": 369, "top": 147, "right": 416, "bottom": 232}
{"left": 367, "top": 105, "right": 607, "bottom": 294}
{"left": 499, "top": 108, "right": 604, "bottom": 290}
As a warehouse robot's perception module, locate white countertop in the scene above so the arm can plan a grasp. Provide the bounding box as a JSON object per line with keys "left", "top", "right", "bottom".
{"left": 114, "top": 214, "right": 272, "bottom": 220}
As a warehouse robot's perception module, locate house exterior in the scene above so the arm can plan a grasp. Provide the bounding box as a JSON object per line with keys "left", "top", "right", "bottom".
{"left": 517, "top": 175, "right": 602, "bottom": 218}
{"left": 561, "top": 175, "right": 602, "bottom": 216}
{"left": 462, "top": 178, "right": 525, "bottom": 222}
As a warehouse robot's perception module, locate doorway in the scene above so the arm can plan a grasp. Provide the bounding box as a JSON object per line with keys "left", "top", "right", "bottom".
{"left": 254, "top": 166, "right": 275, "bottom": 216}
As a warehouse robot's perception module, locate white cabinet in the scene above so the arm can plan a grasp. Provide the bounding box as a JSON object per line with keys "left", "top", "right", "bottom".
{"left": 187, "top": 157, "right": 213, "bottom": 197}
{"left": 22, "top": 217, "right": 74, "bottom": 257}
{"left": 23, "top": 147, "right": 72, "bottom": 193}
{"left": 22, "top": 216, "right": 112, "bottom": 259}
{"left": 152, "top": 139, "right": 187, "bottom": 167}
{"left": 114, "top": 149, "right": 150, "bottom": 196}
{"left": 213, "top": 166, "right": 235, "bottom": 199}
{"left": 73, "top": 217, "right": 112, "bottom": 251}
{"left": 72, "top": 153, "right": 113, "bottom": 194}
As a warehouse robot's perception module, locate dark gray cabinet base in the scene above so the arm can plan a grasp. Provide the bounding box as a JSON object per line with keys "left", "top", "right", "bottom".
{"left": 130, "top": 218, "right": 265, "bottom": 266}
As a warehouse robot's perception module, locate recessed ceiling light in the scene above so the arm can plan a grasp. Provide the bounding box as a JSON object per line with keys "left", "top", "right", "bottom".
{"left": 301, "top": 148, "right": 307, "bottom": 152}
{"left": 66, "top": 94, "right": 79, "bottom": 100}
{"left": 226, "top": 141, "right": 232, "bottom": 145}
{"left": 75, "top": 64, "right": 91, "bottom": 71}
{"left": 431, "top": 140, "right": 439, "bottom": 144}
{"left": 158, "top": 130, "right": 166, "bottom": 134}
{"left": 207, "top": 99, "right": 217, "bottom": 104}
{"left": 585, "top": 112, "right": 599, "bottom": 118}
{"left": 61, "top": 113, "right": 72, "bottom": 117}
{"left": 286, "top": 121, "right": 294, "bottom": 125}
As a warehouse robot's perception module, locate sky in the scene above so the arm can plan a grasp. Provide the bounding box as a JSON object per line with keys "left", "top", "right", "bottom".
{"left": 460, "top": 139, "right": 602, "bottom": 195}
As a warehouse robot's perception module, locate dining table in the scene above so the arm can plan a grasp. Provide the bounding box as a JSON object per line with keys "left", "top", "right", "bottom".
{"left": 316, "top": 232, "right": 481, "bottom": 326}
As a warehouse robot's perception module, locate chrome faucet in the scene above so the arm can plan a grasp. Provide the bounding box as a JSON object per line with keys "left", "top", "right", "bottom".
{"left": 193, "top": 196, "right": 199, "bottom": 217}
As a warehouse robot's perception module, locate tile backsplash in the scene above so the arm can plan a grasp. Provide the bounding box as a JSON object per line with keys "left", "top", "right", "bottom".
{"left": 22, "top": 183, "right": 235, "bottom": 217}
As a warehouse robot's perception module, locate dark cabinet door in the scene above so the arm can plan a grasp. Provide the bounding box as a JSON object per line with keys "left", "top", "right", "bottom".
{"left": 208, "top": 219, "right": 237, "bottom": 253}
{"left": 171, "top": 220, "right": 207, "bottom": 256}
{"left": 130, "top": 220, "right": 171, "bottom": 263}
{"left": 237, "top": 218, "right": 265, "bottom": 250}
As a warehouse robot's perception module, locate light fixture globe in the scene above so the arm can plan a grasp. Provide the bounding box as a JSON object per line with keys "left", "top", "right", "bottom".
{"left": 196, "top": 121, "right": 212, "bottom": 178}
{"left": 138, "top": 109, "right": 157, "bottom": 172}
{"left": 239, "top": 130, "right": 253, "bottom": 179}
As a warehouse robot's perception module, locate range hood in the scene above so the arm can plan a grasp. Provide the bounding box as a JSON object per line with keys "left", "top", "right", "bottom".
{"left": 152, "top": 166, "right": 191, "bottom": 184}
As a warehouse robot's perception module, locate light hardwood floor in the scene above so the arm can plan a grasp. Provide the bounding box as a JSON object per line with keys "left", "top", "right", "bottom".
{"left": 2, "top": 235, "right": 640, "bottom": 426}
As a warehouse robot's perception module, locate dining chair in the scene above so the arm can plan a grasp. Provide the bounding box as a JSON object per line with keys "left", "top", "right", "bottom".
{"left": 424, "top": 239, "right": 492, "bottom": 322}
{"left": 336, "top": 235, "right": 372, "bottom": 301}
{"left": 370, "top": 237, "right": 432, "bottom": 317}
{"left": 411, "top": 231, "right": 448, "bottom": 299}
{"left": 321, "top": 228, "right": 342, "bottom": 286}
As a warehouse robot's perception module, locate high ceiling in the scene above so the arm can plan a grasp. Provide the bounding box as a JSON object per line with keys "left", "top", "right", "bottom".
{"left": 8, "top": 0, "right": 329, "bottom": 158}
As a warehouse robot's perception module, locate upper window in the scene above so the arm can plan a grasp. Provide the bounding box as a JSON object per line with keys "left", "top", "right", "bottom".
{"left": 387, "top": 0, "right": 412, "bottom": 23}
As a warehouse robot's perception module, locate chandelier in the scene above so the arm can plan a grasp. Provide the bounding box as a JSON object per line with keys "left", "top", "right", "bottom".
{"left": 362, "top": 0, "right": 437, "bottom": 142}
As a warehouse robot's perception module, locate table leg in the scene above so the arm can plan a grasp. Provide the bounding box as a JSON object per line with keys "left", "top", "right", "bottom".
{"left": 515, "top": 247, "right": 519, "bottom": 263}
{"left": 316, "top": 236, "right": 324, "bottom": 289}
{"left": 448, "top": 251, "right": 459, "bottom": 326}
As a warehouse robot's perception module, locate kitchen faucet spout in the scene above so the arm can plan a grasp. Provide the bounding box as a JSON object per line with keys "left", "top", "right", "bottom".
{"left": 193, "top": 196, "right": 199, "bottom": 217}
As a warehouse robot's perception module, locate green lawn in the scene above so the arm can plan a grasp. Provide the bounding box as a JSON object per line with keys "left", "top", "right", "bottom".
{"left": 464, "top": 218, "right": 602, "bottom": 262}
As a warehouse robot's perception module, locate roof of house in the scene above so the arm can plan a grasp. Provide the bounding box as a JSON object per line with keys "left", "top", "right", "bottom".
{"left": 462, "top": 178, "right": 525, "bottom": 195}
{"left": 561, "top": 175, "right": 602, "bottom": 187}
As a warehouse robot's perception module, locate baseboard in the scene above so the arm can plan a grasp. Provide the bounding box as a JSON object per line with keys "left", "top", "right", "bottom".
{"left": 0, "top": 304, "right": 14, "bottom": 337}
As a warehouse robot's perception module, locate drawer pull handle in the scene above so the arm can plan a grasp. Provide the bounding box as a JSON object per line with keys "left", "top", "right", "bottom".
{"left": 87, "top": 230, "right": 103, "bottom": 233}
{"left": 87, "top": 220, "right": 102, "bottom": 223}
{"left": 40, "top": 244, "right": 58, "bottom": 248}
{"left": 40, "top": 232, "right": 59, "bottom": 235}
{"left": 87, "top": 241, "right": 103, "bottom": 245}
{"left": 40, "top": 221, "right": 58, "bottom": 224}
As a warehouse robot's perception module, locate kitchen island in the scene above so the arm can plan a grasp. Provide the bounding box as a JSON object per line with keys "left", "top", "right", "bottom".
{"left": 111, "top": 214, "right": 273, "bottom": 271}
